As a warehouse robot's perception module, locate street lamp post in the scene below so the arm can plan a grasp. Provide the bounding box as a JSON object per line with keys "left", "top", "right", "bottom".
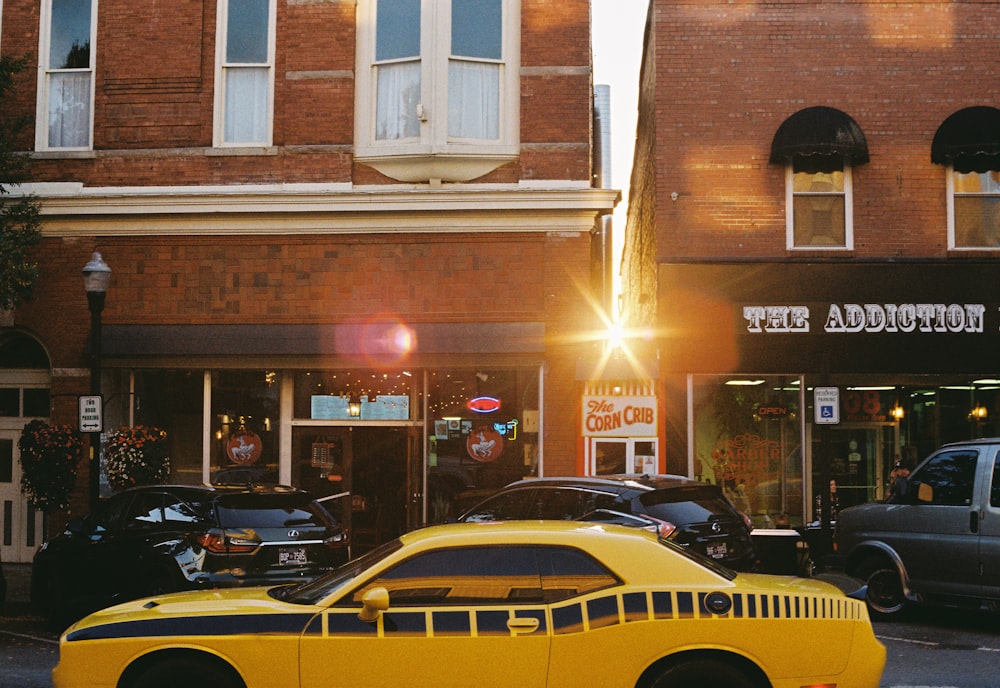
{"left": 83, "top": 252, "right": 111, "bottom": 509}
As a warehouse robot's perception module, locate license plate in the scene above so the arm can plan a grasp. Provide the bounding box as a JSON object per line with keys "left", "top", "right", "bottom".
{"left": 278, "top": 547, "right": 307, "bottom": 565}
{"left": 706, "top": 543, "right": 727, "bottom": 559}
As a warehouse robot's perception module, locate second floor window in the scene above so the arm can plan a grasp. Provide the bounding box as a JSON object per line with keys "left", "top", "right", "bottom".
{"left": 38, "top": 0, "right": 96, "bottom": 150}
{"left": 951, "top": 170, "right": 1000, "bottom": 248}
{"left": 770, "top": 106, "right": 868, "bottom": 251}
{"left": 789, "top": 168, "right": 852, "bottom": 248}
{"left": 356, "top": 0, "right": 520, "bottom": 182}
{"left": 932, "top": 107, "right": 1000, "bottom": 249}
{"left": 215, "top": 0, "right": 275, "bottom": 146}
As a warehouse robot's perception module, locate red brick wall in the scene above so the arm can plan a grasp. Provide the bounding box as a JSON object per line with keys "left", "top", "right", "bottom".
{"left": 3, "top": 0, "right": 594, "bottom": 187}
{"left": 645, "top": 0, "right": 1000, "bottom": 261}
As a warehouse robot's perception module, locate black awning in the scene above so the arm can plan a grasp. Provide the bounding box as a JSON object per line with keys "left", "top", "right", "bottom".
{"left": 931, "top": 106, "right": 1000, "bottom": 173}
{"left": 769, "top": 106, "right": 869, "bottom": 173}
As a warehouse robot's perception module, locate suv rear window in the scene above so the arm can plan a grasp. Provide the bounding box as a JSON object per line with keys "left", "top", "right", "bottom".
{"left": 638, "top": 486, "right": 738, "bottom": 523}
{"left": 214, "top": 493, "right": 335, "bottom": 528}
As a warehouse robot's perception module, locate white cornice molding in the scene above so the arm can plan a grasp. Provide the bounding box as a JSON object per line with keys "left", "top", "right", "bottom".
{"left": 24, "top": 183, "right": 621, "bottom": 237}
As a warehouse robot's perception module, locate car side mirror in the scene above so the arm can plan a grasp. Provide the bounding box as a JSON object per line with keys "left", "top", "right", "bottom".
{"left": 358, "top": 586, "right": 390, "bottom": 623}
{"left": 65, "top": 517, "right": 85, "bottom": 535}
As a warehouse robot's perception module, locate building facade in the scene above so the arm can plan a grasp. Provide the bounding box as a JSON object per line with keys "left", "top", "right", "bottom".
{"left": 621, "top": 1, "right": 1000, "bottom": 530}
{"left": 0, "top": 0, "right": 621, "bottom": 563}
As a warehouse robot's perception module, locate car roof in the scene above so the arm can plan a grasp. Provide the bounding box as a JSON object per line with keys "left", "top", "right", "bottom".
{"left": 939, "top": 437, "right": 1000, "bottom": 448}
{"left": 107, "top": 483, "right": 309, "bottom": 499}
{"left": 496, "top": 474, "right": 700, "bottom": 492}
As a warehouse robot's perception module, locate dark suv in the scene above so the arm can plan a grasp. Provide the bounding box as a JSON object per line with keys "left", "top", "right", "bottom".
{"left": 31, "top": 484, "right": 347, "bottom": 627}
{"left": 457, "top": 475, "right": 757, "bottom": 571}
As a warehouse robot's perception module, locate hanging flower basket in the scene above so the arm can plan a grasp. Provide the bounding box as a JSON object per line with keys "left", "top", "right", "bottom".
{"left": 104, "top": 426, "right": 170, "bottom": 492}
{"left": 18, "top": 420, "right": 85, "bottom": 513}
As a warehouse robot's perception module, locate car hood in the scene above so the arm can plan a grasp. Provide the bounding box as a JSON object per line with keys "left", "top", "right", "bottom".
{"left": 62, "top": 587, "right": 321, "bottom": 642}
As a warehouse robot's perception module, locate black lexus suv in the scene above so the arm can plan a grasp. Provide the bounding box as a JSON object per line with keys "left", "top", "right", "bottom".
{"left": 457, "top": 474, "right": 758, "bottom": 571}
{"left": 31, "top": 484, "right": 347, "bottom": 628}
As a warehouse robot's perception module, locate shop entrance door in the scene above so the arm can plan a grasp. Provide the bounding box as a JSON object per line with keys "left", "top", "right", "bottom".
{"left": 293, "top": 424, "right": 425, "bottom": 555}
{"left": 0, "top": 426, "right": 45, "bottom": 563}
{"left": 590, "top": 438, "right": 658, "bottom": 475}
{"left": 815, "top": 423, "right": 897, "bottom": 515}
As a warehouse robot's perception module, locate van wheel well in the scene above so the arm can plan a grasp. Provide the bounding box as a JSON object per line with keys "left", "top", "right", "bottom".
{"left": 854, "top": 552, "right": 907, "bottom": 620}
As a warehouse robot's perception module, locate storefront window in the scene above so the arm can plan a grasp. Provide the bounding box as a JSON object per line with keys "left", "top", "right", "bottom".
{"left": 428, "top": 368, "right": 539, "bottom": 518}
{"left": 104, "top": 370, "right": 205, "bottom": 487}
{"left": 692, "top": 375, "right": 803, "bottom": 528}
{"left": 210, "top": 370, "right": 280, "bottom": 485}
{"left": 293, "top": 370, "right": 414, "bottom": 420}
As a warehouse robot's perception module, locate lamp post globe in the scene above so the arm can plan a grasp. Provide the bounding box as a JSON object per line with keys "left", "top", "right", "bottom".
{"left": 82, "top": 252, "right": 111, "bottom": 509}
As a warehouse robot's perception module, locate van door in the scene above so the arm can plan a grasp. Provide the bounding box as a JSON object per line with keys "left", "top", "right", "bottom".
{"left": 979, "top": 447, "right": 1000, "bottom": 598}
{"left": 896, "top": 448, "right": 981, "bottom": 598}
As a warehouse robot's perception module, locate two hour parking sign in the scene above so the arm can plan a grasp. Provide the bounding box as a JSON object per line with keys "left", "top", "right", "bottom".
{"left": 813, "top": 387, "right": 840, "bottom": 425}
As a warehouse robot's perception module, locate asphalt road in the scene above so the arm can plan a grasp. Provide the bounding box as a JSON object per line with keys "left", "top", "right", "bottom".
{"left": 2, "top": 563, "right": 998, "bottom": 688}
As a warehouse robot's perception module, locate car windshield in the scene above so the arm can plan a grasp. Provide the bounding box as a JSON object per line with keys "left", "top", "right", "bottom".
{"left": 275, "top": 539, "right": 405, "bottom": 605}
{"left": 214, "top": 493, "right": 335, "bottom": 528}
{"left": 639, "top": 486, "right": 738, "bottom": 523}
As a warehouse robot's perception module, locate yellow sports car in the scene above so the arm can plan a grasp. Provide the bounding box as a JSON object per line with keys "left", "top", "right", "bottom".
{"left": 53, "top": 522, "right": 885, "bottom": 688}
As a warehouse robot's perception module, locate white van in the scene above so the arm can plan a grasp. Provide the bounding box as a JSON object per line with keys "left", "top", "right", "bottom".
{"left": 836, "top": 438, "right": 1000, "bottom": 619}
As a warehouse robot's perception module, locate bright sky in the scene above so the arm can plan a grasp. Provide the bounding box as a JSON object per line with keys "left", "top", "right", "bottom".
{"left": 592, "top": 0, "right": 648, "bottom": 315}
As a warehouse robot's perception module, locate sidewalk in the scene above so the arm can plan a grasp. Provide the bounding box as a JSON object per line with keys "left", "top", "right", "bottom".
{"left": 1, "top": 562, "right": 33, "bottom": 617}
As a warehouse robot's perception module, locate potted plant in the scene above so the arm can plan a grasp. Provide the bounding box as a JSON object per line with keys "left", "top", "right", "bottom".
{"left": 17, "top": 420, "right": 85, "bottom": 513}
{"left": 104, "top": 426, "right": 170, "bottom": 492}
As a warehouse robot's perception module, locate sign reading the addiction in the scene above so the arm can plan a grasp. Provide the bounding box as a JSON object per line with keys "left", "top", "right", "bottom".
{"left": 743, "top": 303, "right": 987, "bottom": 334}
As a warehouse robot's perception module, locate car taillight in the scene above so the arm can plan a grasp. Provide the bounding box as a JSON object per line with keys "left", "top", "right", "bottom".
{"left": 741, "top": 512, "right": 754, "bottom": 533}
{"left": 643, "top": 515, "right": 677, "bottom": 540}
{"left": 197, "top": 529, "right": 260, "bottom": 554}
{"left": 325, "top": 530, "right": 349, "bottom": 547}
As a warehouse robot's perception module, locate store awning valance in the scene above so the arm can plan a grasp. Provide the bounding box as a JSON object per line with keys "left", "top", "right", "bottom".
{"left": 769, "top": 106, "right": 869, "bottom": 173}
{"left": 931, "top": 106, "right": 1000, "bottom": 173}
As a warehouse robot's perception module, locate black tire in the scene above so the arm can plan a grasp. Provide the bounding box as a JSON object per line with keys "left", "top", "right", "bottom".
{"left": 649, "top": 659, "right": 757, "bottom": 688}
{"left": 133, "top": 656, "right": 243, "bottom": 688}
{"left": 855, "top": 554, "right": 906, "bottom": 620}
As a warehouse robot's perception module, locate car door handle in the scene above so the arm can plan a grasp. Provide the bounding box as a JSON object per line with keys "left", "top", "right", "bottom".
{"left": 970, "top": 510, "right": 979, "bottom": 533}
{"left": 507, "top": 617, "right": 540, "bottom": 633}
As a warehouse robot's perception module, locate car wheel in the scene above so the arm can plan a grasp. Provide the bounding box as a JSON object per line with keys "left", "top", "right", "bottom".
{"left": 132, "top": 656, "right": 243, "bottom": 688}
{"left": 649, "top": 658, "right": 758, "bottom": 688}
{"left": 856, "top": 555, "right": 906, "bottom": 620}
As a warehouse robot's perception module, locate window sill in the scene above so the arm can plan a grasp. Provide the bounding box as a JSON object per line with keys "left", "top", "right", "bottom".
{"left": 355, "top": 148, "right": 518, "bottom": 183}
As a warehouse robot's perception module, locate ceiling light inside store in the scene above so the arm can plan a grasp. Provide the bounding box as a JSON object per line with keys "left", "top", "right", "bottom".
{"left": 725, "top": 379, "right": 766, "bottom": 386}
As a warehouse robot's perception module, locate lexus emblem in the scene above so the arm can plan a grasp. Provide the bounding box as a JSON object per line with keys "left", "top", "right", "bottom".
{"left": 710, "top": 521, "right": 721, "bottom": 533}
{"left": 288, "top": 529, "right": 300, "bottom": 539}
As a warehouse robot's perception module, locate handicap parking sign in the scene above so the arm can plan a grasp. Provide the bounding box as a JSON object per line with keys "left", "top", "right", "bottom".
{"left": 814, "top": 387, "right": 840, "bottom": 424}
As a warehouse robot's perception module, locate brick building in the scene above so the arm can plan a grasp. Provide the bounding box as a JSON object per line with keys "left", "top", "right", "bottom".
{"left": 0, "top": 0, "right": 621, "bottom": 563}
{"left": 621, "top": 1, "right": 1000, "bottom": 529}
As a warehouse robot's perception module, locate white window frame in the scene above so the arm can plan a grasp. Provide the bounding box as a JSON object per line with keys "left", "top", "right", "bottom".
{"left": 588, "top": 437, "right": 658, "bottom": 476}
{"left": 354, "top": 0, "right": 521, "bottom": 182}
{"left": 36, "top": 0, "right": 97, "bottom": 151}
{"left": 785, "top": 165, "right": 854, "bottom": 250}
{"left": 213, "top": 0, "right": 276, "bottom": 148}
{"left": 946, "top": 166, "right": 1000, "bottom": 250}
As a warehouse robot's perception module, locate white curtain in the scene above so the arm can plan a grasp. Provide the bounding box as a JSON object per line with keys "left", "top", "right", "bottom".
{"left": 47, "top": 72, "right": 91, "bottom": 148}
{"left": 376, "top": 61, "right": 421, "bottom": 140}
{"left": 224, "top": 67, "right": 269, "bottom": 144}
{"left": 448, "top": 60, "right": 499, "bottom": 140}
